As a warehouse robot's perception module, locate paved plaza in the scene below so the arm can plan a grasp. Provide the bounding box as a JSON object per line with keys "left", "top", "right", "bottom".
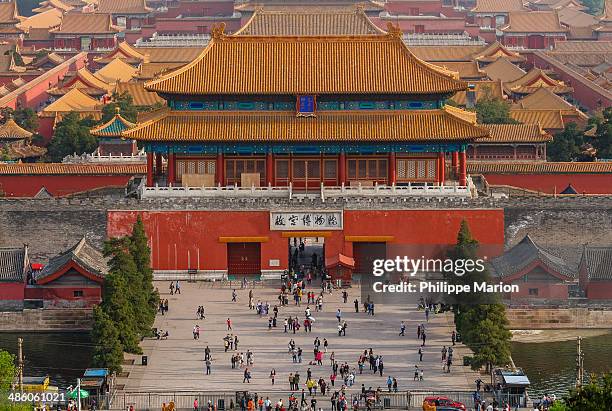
{"left": 120, "top": 281, "right": 481, "bottom": 393}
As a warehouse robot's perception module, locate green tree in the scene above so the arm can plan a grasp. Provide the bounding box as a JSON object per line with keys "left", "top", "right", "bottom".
{"left": 547, "top": 123, "right": 589, "bottom": 161}
{"left": 590, "top": 107, "right": 612, "bottom": 159}
{"left": 0, "top": 108, "right": 39, "bottom": 133}
{"left": 581, "top": 0, "right": 604, "bottom": 15}
{"left": 101, "top": 92, "right": 139, "bottom": 123}
{"left": 447, "top": 221, "right": 512, "bottom": 372}
{"left": 91, "top": 307, "right": 124, "bottom": 373}
{"left": 129, "top": 216, "right": 158, "bottom": 334}
{"left": 561, "top": 372, "right": 612, "bottom": 411}
{"left": 475, "top": 95, "right": 517, "bottom": 124}
{"left": 47, "top": 112, "right": 98, "bottom": 161}
{"left": 0, "top": 350, "right": 16, "bottom": 391}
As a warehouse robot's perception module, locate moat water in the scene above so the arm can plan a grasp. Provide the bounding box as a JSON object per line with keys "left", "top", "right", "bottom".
{"left": 0, "top": 331, "right": 610, "bottom": 396}
{"left": 0, "top": 332, "right": 92, "bottom": 388}
{"left": 511, "top": 332, "right": 612, "bottom": 398}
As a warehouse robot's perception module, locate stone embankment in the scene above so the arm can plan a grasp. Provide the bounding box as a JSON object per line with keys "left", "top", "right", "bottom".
{"left": 506, "top": 307, "right": 612, "bottom": 329}
{"left": 0, "top": 309, "right": 93, "bottom": 331}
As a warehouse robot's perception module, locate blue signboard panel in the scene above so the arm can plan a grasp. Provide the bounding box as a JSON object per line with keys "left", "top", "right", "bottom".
{"left": 298, "top": 95, "right": 315, "bottom": 114}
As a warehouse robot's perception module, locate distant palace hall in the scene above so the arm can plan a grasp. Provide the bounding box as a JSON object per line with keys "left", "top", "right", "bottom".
{"left": 123, "top": 23, "right": 488, "bottom": 190}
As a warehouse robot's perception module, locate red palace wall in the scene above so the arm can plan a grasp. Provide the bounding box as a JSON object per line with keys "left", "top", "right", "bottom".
{"left": 507, "top": 282, "right": 569, "bottom": 300}
{"left": 107, "top": 209, "right": 505, "bottom": 272}
{"left": 482, "top": 173, "right": 612, "bottom": 194}
{"left": 0, "top": 282, "right": 25, "bottom": 300}
{"left": 586, "top": 282, "right": 612, "bottom": 299}
{"left": 0, "top": 175, "right": 136, "bottom": 197}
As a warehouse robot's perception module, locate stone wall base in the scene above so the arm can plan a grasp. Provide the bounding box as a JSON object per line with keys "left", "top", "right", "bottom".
{"left": 507, "top": 307, "right": 612, "bottom": 329}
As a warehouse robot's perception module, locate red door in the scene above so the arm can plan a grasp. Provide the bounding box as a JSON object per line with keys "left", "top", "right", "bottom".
{"left": 528, "top": 35, "right": 544, "bottom": 49}
{"left": 227, "top": 243, "right": 261, "bottom": 276}
{"left": 353, "top": 242, "right": 387, "bottom": 276}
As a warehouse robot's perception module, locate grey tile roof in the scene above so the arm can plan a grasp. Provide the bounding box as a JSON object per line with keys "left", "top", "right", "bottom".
{"left": 489, "top": 234, "right": 577, "bottom": 279}
{"left": 582, "top": 247, "right": 612, "bottom": 281}
{"left": 0, "top": 246, "right": 28, "bottom": 282}
{"left": 34, "top": 237, "right": 108, "bottom": 283}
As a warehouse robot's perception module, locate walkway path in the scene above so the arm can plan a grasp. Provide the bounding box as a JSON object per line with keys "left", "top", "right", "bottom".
{"left": 120, "top": 281, "right": 481, "bottom": 393}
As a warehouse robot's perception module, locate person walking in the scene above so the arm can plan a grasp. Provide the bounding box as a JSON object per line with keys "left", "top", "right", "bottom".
{"left": 206, "top": 359, "right": 211, "bottom": 375}
{"left": 232, "top": 289, "right": 237, "bottom": 302}
{"left": 336, "top": 309, "right": 342, "bottom": 323}
{"left": 354, "top": 299, "right": 359, "bottom": 313}
{"left": 418, "top": 347, "right": 423, "bottom": 362}
{"left": 227, "top": 318, "right": 233, "bottom": 330}
{"left": 175, "top": 280, "right": 181, "bottom": 294}
{"left": 270, "top": 369, "right": 276, "bottom": 385}
{"left": 399, "top": 321, "right": 405, "bottom": 336}
{"left": 451, "top": 330, "right": 456, "bottom": 346}
{"left": 243, "top": 368, "right": 251, "bottom": 383}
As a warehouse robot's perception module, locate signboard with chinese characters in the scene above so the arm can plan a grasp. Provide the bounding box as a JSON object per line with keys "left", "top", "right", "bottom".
{"left": 270, "top": 211, "right": 343, "bottom": 231}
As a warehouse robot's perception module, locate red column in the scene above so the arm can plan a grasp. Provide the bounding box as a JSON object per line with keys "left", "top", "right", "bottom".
{"left": 439, "top": 152, "right": 445, "bottom": 186}
{"left": 451, "top": 151, "right": 459, "bottom": 177}
{"left": 266, "top": 151, "right": 274, "bottom": 186}
{"left": 216, "top": 152, "right": 224, "bottom": 186}
{"left": 339, "top": 151, "right": 346, "bottom": 186}
{"left": 167, "top": 153, "right": 176, "bottom": 185}
{"left": 459, "top": 150, "right": 467, "bottom": 186}
{"left": 388, "top": 152, "right": 396, "bottom": 185}
{"left": 155, "top": 153, "right": 163, "bottom": 175}
{"left": 146, "top": 152, "right": 154, "bottom": 187}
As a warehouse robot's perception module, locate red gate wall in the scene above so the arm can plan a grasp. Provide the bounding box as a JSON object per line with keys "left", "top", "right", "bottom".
{"left": 107, "top": 209, "right": 505, "bottom": 272}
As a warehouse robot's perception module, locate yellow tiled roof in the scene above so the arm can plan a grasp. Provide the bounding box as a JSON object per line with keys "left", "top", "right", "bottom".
{"left": 436, "top": 61, "right": 486, "bottom": 79}
{"left": 471, "top": 0, "right": 526, "bottom": 13}
{"left": 505, "top": 68, "right": 573, "bottom": 94}
{"left": 234, "top": 9, "right": 385, "bottom": 36}
{"left": 510, "top": 109, "right": 565, "bottom": 129}
{"left": 482, "top": 57, "right": 526, "bottom": 83}
{"left": 145, "top": 28, "right": 467, "bottom": 95}
{"left": 0, "top": 1, "right": 21, "bottom": 24}
{"left": 468, "top": 161, "right": 612, "bottom": 174}
{"left": 41, "top": 88, "right": 102, "bottom": 115}
{"left": 134, "top": 47, "right": 202, "bottom": 63}
{"left": 477, "top": 124, "right": 551, "bottom": 143}
{"left": 36, "top": 0, "right": 74, "bottom": 12}
{"left": 70, "top": 67, "right": 113, "bottom": 92}
{"left": 96, "top": 0, "right": 150, "bottom": 14}
{"left": 94, "top": 41, "right": 148, "bottom": 64}
{"left": 94, "top": 58, "right": 138, "bottom": 83}
{"left": 0, "top": 163, "right": 146, "bottom": 175}
{"left": 409, "top": 45, "right": 484, "bottom": 62}
{"left": 502, "top": 11, "right": 567, "bottom": 33}
{"left": 136, "top": 62, "right": 184, "bottom": 80}
{"left": 452, "top": 80, "right": 505, "bottom": 106}
{"left": 513, "top": 87, "right": 588, "bottom": 119}
{"left": 236, "top": 1, "right": 384, "bottom": 12}
{"left": 17, "top": 8, "right": 63, "bottom": 31}
{"left": 115, "top": 81, "right": 165, "bottom": 106}
{"left": 52, "top": 13, "right": 119, "bottom": 34}
{"left": 123, "top": 108, "right": 489, "bottom": 142}
{"left": 0, "top": 118, "right": 33, "bottom": 140}
{"left": 472, "top": 41, "right": 526, "bottom": 64}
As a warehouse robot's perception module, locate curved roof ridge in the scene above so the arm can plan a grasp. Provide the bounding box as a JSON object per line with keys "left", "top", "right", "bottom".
{"left": 145, "top": 23, "right": 466, "bottom": 95}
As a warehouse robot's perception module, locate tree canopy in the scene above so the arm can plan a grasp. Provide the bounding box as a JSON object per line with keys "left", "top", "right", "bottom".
{"left": 46, "top": 112, "right": 98, "bottom": 162}
{"left": 447, "top": 221, "right": 512, "bottom": 372}
{"left": 475, "top": 95, "right": 518, "bottom": 124}
{"left": 550, "top": 372, "right": 612, "bottom": 411}
{"left": 101, "top": 92, "right": 139, "bottom": 124}
{"left": 92, "top": 217, "right": 157, "bottom": 370}
{"left": 0, "top": 350, "right": 16, "bottom": 391}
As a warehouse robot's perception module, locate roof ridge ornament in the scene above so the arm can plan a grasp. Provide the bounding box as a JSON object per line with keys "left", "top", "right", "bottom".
{"left": 211, "top": 22, "right": 226, "bottom": 39}
{"left": 386, "top": 22, "right": 402, "bottom": 38}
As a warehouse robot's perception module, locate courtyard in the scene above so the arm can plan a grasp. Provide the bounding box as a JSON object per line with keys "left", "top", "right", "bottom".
{"left": 119, "top": 280, "right": 481, "bottom": 394}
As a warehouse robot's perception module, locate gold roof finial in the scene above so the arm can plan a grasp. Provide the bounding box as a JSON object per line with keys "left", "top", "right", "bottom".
{"left": 211, "top": 22, "right": 226, "bottom": 39}
{"left": 386, "top": 22, "right": 403, "bottom": 38}
{"left": 115, "top": 106, "right": 121, "bottom": 114}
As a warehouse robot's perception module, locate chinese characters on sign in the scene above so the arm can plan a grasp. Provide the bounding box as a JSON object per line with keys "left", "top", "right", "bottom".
{"left": 270, "top": 211, "right": 343, "bottom": 230}
{"left": 298, "top": 95, "right": 315, "bottom": 114}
